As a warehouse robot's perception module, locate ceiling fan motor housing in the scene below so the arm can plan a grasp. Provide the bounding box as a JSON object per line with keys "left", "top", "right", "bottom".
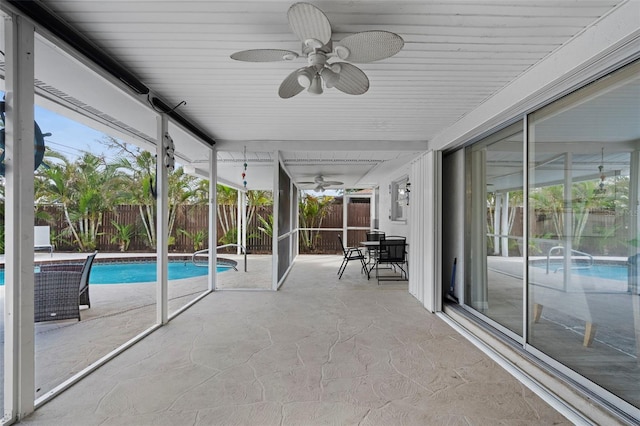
{"left": 302, "top": 39, "right": 332, "bottom": 56}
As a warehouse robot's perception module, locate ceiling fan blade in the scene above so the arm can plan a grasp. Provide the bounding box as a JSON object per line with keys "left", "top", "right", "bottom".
{"left": 335, "top": 31, "right": 404, "bottom": 63}
{"left": 332, "top": 63, "right": 369, "bottom": 95}
{"left": 288, "top": 2, "right": 332, "bottom": 46}
{"left": 278, "top": 68, "right": 305, "bottom": 99}
{"left": 231, "top": 49, "right": 299, "bottom": 62}
{"left": 322, "top": 181, "right": 343, "bottom": 186}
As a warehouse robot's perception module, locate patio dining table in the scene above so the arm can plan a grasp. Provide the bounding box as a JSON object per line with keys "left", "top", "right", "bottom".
{"left": 360, "top": 240, "right": 382, "bottom": 261}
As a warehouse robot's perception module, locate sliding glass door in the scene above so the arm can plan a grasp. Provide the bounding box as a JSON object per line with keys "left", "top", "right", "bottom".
{"left": 467, "top": 122, "right": 524, "bottom": 337}
{"left": 528, "top": 63, "right": 640, "bottom": 410}
{"left": 464, "top": 60, "right": 640, "bottom": 414}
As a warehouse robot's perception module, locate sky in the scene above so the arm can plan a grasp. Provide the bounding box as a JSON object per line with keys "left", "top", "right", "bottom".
{"left": 1, "top": 90, "right": 119, "bottom": 162}
{"left": 1, "top": 97, "right": 335, "bottom": 195}
{"left": 34, "top": 106, "right": 118, "bottom": 162}
{"left": 2, "top": 99, "right": 339, "bottom": 195}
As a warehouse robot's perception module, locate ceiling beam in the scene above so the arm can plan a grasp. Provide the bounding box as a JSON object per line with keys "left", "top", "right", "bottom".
{"left": 215, "top": 140, "right": 428, "bottom": 152}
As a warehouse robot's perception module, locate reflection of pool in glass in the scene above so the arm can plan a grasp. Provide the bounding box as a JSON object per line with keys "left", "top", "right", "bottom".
{"left": 0, "top": 261, "right": 230, "bottom": 285}
{"left": 538, "top": 263, "right": 627, "bottom": 281}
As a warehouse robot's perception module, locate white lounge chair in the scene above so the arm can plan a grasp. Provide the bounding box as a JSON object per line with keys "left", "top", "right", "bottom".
{"left": 34, "top": 225, "right": 54, "bottom": 256}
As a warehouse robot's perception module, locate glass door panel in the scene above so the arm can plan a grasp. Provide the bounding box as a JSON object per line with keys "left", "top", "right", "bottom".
{"left": 528, "top": 63, "right": 640, "bottom": 408}
{"left": 468, "top": 123, "right": 524, "bottom": 336}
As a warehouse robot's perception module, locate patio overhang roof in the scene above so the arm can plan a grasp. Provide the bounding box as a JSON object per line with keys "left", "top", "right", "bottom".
{"left": 1, "top": 1, "right": 638, "bottom": 191}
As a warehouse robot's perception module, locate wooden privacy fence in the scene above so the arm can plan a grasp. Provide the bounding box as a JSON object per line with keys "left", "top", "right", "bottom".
{"left": 34, "top": 202, "right": 371, "bottom": 254}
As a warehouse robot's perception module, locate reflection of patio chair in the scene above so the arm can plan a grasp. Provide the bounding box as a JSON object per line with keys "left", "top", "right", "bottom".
{"left": 337, "top": 234, "right": 368, "bottom": 279}
{"left": 375, "top": 238, "right": 408, "bottom": 282}
{"left": 34, "top": 225, "right": 54, "bottom": 256}
{"left": 35, "top": 271, "right": 83, "bottom": 322}
{"left": 40, "top": 251, "right": 97, "bottom": 308}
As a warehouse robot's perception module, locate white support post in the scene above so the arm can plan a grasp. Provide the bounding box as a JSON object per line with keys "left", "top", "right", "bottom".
{"left": 236, "top": 190, "right": 242, "bottom": 255}
{"left": 629, "top": 150, "right": 640, "bottom": 293}
{"left": 241, "top": 190, "right": 247, "bottom": 256}
{"left": 3, "top": 14, "right": 36, "bottom": 421}
{"left": 493, "top": 193, "right": 502, "bottom": 255}
{"left": 370, "top": 191, "right": 376, "bottom": 230}
{"left": 208, "top": 148, "right": 217, "bottom": 291}
{"left": 156, "top": 114, "right": 169, "bottom": 325}
{"left": 627, "top": 150, "right": 640, "bottom": 365}
{"left": 289, "top": 180, "right": 294, "bottom": 263}
{"left": 342, "top": 191, "right": 348, "bottom": 245}
{"left": 501, "top": 192, "right": 510, "bottom": 257}
{"left": 272, "top": 151, "right": 279, "bottom": 291}
{"left": 563, "top": 153, "right": 573, "bottom": 292}
{"left": 471, "top": 149, "right": 489, "bottom": 310}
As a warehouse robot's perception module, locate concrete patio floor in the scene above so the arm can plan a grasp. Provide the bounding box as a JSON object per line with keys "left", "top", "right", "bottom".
{"left": 1, "top": 252, "right": 274, "bottom": 402}
{"left": 18, "top": 255, "right": 569, "bottom": 425}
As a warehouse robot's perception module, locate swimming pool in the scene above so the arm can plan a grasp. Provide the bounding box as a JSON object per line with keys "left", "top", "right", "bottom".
{"left": 0, "top": 261, "right": 230, "bottom": 285}
{"left": 537, "top": 263, "right": 628, "bottom": 281}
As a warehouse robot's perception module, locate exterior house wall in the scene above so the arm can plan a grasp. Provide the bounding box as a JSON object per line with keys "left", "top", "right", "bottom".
{"left": 377, "top": 164, "right": 411, "bottom": 243}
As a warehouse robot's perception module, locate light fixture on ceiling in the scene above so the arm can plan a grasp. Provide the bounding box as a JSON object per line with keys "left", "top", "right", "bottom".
{"left": 308, "top": 75, "right": 323, "bottom": 95}
{"left": 321, "top": 65, "right": 340, "bottom": 88}
{"left": 296, "top": 62, "right": 341, "bottom": 94}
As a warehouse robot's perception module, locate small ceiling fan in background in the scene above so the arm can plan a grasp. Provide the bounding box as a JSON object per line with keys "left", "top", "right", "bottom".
{"left": 230, "top": 2, "right": 404, "bottom": 98}
{"left": 298, "top": 175, "right": 344, "bottom": 192}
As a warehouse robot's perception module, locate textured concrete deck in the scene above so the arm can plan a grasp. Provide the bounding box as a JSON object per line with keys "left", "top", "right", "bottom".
{"left": 19, "top": 255, "right": 569, "bottom": 425}
{"left": 1, "top": 253, "right": 274, "bottom": 403}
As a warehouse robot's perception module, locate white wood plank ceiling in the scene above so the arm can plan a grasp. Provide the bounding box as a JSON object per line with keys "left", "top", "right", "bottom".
{"left": 14, "top": 1, "right": 632, "bottom": 188}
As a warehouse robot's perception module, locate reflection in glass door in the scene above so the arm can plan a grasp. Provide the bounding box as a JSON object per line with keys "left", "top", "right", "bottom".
{"left": 528, "top": 63, "right": 640, "bottom": 410}
{"left": 468, "top": 123, "right": 524, "bottom": 337}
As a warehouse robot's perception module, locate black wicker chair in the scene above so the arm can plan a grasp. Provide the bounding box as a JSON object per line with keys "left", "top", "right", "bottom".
{"left": 79, "top": 251, "right": 97, "bottom": 307}
{"left": 39, "top": 251, "right": 97, "bottom": 309}
{"left": 35, "top": 271, "right": 83, "bottom": 322}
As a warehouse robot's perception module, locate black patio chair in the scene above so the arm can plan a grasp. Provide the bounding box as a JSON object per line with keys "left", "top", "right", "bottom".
{"left": 35, "top": 270, "right": 83, "bottom": 322}
{"left": 337, "top": 234, "right": 368, "bottom": 279}
{"left": 375, "top": 238, "right": 408, "bottom": 283}
{"left": 39, "top": 251, "right": 97, "bottom": 308}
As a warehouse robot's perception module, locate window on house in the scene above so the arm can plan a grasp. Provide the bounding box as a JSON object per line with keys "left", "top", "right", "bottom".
{"left": 390, "top": 176, "right": 409, "bottom": 222}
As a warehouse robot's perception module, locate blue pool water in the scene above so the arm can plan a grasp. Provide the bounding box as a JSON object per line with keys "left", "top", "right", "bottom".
{"left": 539, "top": 263, "right": 627, "bottom": 281}
{"left": 0, "top": 262, "right": 229, "bottom": 285}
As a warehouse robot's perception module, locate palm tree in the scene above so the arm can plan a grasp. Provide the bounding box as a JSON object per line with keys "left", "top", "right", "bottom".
{"left": 530, "top": 185, "right": 565, "bottom": 239}
{"left": 111, "top": 146, "right": 157, "bottom": 248}
{"left": 530, "top": 181, "right": 616, "bottom": 251}
{"left": 37, "top": 152, "right": 126, "bottom": 251}
{"left": 247, "top": 190, "right": 273, "bottom": 226}
{"left": 168, "top": 166, "right": 201, "bottom": 244}
{"left": 110, "top": 220, "right": 137, "bottom": 252}
{"left": 217, "top": 184, "right": 238, "bottom": 242}
{"left": 299, "top": 193, "right": 334, "bottom": 251}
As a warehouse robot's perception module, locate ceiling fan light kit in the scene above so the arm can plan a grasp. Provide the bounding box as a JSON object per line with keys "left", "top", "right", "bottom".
{"left": 308, "top": 75, "right": 323, "bottom": 95}
{"left": 230, "top": 2, "right": 404, "bottom": 99}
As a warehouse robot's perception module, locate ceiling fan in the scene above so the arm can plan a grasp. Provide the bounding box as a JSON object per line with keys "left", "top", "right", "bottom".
{"left": 298, "top": 175, "right": 344, "bottom": 192}
{"left": 230, "top": 2, "right": 404, "bottom": 98}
